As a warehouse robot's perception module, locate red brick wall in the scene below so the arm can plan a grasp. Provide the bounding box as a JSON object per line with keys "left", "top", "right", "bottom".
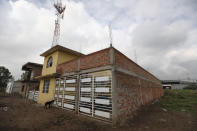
{"left": 32, "top": 67, "right": 42, "bottom": 77}
{"left": 114, "top": 49, "right": 160, "bottom": 83}
{"left": 115, "top": 72, "right": 163, "bottom": 124}
{"left": 57, "top": 59, "right": 78, "bottom": 74}
{"left": 80, "top": 48, "right": 110, "bottom": 70}
{"left": 116, "top": 72, "right": 142, "bottom": 123}
{"left": 57, "top": 48, "right": 111, "bottom": 74}
{"left": 140, "top": 79, "right": 153, "bottom": 105}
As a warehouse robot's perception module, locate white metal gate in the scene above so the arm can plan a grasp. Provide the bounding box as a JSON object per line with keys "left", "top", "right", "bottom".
{"left": 54, "top": 78, "right": 64, "bottom": 107}
{"left": 54, "top": 71, "right": 112, "bottom": 121}
{"left": 79, "top": 73, "right": 112, "bottom": 121}
{"left": 28, "top": 91, "right": 39, "bottom": 101}
{"left": 63, "top": 75, "right": 77, "bottom": 110}
{"left": 54, "top": 75, "right": 77, "bottom": 110}
{"left": 79, "top": 74, "right": 93, "bottom": 115}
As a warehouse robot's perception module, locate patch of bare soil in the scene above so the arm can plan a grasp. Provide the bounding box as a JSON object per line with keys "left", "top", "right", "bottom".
{"left": 0, "top": 96, "right": 196, "bottom": 131}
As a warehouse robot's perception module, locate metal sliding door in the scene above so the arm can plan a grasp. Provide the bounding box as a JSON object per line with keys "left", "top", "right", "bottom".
{"left": 54, "top": 70, "right": 112, "bottom": 121}
{"left": 79, "top": 74, "right": 93, "bottom": 115}
{"left": 54, "top": 75, "right": 77, "bottom": 110}
{"left": 93, "top": 75, "right": 112, "bottom": 120}
{"left": 63, "top": 75, "right": 77, "bottom": 110}
{"left": 79, "top": 71, "right": 112, "bottom": 121}
{"left": 54, "top": 78, "right": 59, "bottom": 106}
{"left": 54, "top": 78, "right": 64, "bottom": 107}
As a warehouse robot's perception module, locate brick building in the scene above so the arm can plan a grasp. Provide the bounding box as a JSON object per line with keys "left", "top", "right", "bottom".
{"left": 21, "top": 62, "right": 43, "bottom": 97}
{"left": 37, "top": 45, "right": 163, "bottom": 124}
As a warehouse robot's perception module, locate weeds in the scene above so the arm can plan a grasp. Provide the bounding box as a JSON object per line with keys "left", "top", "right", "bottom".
{"left": 156, "top": 90, "right": 197, "bottom": 115}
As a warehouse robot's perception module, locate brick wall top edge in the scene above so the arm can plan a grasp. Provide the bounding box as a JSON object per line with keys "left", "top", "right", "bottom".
{"left": 80, "top": 47, "right": 110, "bottom": 59}
{"left": 57, "top": 47, "right": 111, "bottom": 74}
{"left": 116, "top": 71, "right": 162, "bottom": 87}
{"left": 57, "top": 47, "right": 111, "bottom": 67}
{"left": 58, "top": 57, "right": 79, "bottom": 67}
{"left": 114, "top": 48, "right": 161, "bottom": 83}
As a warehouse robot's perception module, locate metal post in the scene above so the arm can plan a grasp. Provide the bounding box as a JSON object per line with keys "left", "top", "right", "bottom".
{"left": 62, "top": 77, "right": 66, "bottom": 108}
{"left": 138, "top": 79, "right": 143, "bottom": 105}
{"left": 92, "top": 75, "right": 94, "bottom": 117}
{"left": 76, "top": 75, "right": 80, "bottom": 114}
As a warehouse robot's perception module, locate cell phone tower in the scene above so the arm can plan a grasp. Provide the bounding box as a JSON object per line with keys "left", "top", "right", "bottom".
{"left": 52, "top": 0, "right": 66, "bottom": 47}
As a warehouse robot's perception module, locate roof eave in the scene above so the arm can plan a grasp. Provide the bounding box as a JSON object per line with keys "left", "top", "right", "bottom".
{"left": 40, "top": 45, "right": 84, "bottom": 57}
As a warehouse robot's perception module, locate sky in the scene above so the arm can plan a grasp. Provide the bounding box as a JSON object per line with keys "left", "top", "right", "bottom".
{"left": 0, "top": 0, "right": 197, "bottom": 80}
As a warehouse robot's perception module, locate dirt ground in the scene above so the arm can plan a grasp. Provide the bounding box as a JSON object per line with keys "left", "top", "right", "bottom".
{"left": 0, "top": 95, "right": 196, "bottom": 131}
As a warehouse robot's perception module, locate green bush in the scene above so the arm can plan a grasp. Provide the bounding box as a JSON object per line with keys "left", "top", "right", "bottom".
{"left": 157, "top": 90, "right": 197, "bottom": 115}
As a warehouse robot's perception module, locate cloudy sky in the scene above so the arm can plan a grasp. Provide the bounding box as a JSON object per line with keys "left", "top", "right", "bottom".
{"left": 0, "top": 0, "right": 197, "bottom": 80}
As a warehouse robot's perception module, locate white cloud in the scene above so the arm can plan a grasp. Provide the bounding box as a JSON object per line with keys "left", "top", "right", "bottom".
{"left": 0, "top": 0, "right": 197, "bottom": 81}
{"left": 0, "top": 0, "right": 110, "bottom": 79}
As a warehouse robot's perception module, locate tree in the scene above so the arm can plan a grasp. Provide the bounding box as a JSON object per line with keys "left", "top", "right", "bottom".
{"left": 21, "top": 71, "right": 30, "bottom": 81}
{"left": 0, "top": 66, "right": 12, "bottom": 92}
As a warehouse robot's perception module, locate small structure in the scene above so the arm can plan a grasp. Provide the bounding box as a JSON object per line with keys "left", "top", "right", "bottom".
{"left": 162, "top": 80, "right": 195, "bottom": 89}
{"left": 12, "top": 80, "right": 23, "bottom": 93}
{"left": 21, "top": 62, "right": 42, "bottom": 97}
{"left": 6, "top": 79, "right": 24, "bottom": 94}
{"left": 162, "top": 84, "right": 172, "bottom": 89}
{"left": 36, "top": 45, "right": 163, "bottom": 124}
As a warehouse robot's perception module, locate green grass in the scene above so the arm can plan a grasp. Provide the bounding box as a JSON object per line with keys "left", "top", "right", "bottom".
{"left": 157, "top": 89, "right": 197, "bottom": 115}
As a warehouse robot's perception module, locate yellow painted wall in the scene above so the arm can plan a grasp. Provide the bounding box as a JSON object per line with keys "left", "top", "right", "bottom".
{"left": 57, "top": 51, "right": 77, "bottom": 65}
{"left": 37, "top": 77, "right": 56, "bottom": 104}
{"left": 41, "top": 51, "right": 58, "bottom": 76}
{"left": 41, "top": 51, "right": 77, "bottom": 76}
{"left": 38, "top": 50, "right": 79, "bottom": 105}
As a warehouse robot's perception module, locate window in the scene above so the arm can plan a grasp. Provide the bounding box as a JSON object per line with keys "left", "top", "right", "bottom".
{"left": 43, "top": 80, "right": 50, "bottom": 93}
{"left": 46, "top": 56, "right": 53, "bottom": 68}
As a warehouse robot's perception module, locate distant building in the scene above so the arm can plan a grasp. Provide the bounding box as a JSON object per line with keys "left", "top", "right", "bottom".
{"left": 21, "top": 62, "right": 43, "bottom": 97}
{"left": 6, "top": 80, "right": 23, "bottom": 94}
{"left": 13, "top": 80, "right": 23, "bottom": 93}
{"left": 162, "top": 80, "right": 196, "bottom": 89}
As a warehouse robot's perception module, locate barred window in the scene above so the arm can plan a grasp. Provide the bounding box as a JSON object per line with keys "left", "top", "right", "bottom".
{"left": 43, "top": 80, "right": 50, "bottom": 93}
{"left": 46, "top": 56, "right": 53, "bottom": 68}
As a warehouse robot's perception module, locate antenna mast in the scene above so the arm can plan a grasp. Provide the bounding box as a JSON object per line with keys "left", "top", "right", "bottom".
{"left": 108, "top": 24, "right": 113, "bottom": 47}
{"left": 134, "top": 49, "right": 138, "bottom": 63}
{"left": 52, "top": 0, "right": 66, "bottom": 47}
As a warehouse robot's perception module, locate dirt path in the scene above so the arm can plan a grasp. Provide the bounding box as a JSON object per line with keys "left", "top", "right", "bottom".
{"left": 0, "top": 96, "right": 196, "bottom": 131}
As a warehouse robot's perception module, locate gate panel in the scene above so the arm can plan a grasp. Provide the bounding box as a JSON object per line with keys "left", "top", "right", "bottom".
{"left": 79, "top": 71, "right": 112, "bottom": 121}
{"left": 55, "top": 70, "right": 112, "bottom": 122}
{"left": 79, "top": 74, "right": 93, "bottom": 115}
{"left": 63, "top": 75, "right": 77, "bottom": 110}
{"left": 57, "top": 78, "right": 64, "bottom": 107}
{"left": 93, "top": 75, "right": 112, "bottom": 120}
{"left": 54, "top": 78, "right": 60, "bottom": 106}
